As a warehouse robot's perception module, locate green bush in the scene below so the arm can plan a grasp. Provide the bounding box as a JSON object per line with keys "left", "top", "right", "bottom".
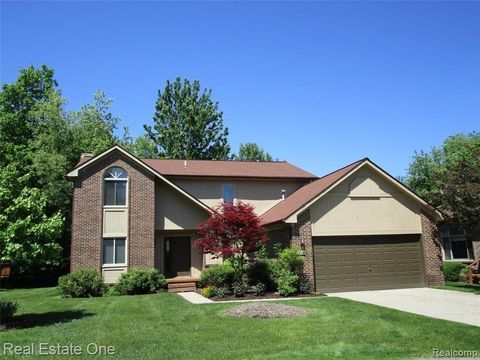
{"left": 247, "top": 260, "right": 275, "bottom": 290}
{"left": 0, "top": 300, "right": 18, "bottom": 325}
{"left": 232, "top": 282, "right": 247, "bottom": 297}
{"left": 58, "top": 269, "right": 104, "bottom": 298}
{"left": 104, "top": 286, "right": 121, "bottom": 297}
{"left": 115, "top": 268, "right": 166, "bottom": 295}
{"left": 443, "top": 262, "right": 467, "bottom": 282}
{"left": 277, "top": 247, "right": 304, "bottom": 274}
{"left": 212, "top": 286, "right": 229, "bottom": 298}
{"left": 250, "top": 282, "right": 266, "bottom": 296}
{"left": 200, "top": 263, "right": 235, "bottom": 288}
{"left": 298, "top": 276, "right": 312, "bottom": 294}
{"left": 275, "top": 268, "right": 299, "bottom": 296}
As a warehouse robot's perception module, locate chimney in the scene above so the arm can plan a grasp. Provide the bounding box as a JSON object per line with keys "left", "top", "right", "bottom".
{"left": 281, "top": 189, "right": 286, "bottom": 200}
{"left": 184, "top": 160, "right": 188, "bottom": 168}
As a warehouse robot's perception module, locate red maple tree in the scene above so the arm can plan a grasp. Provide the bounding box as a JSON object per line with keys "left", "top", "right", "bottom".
{"left": 195, "top": 202, "right": 268, "bottom": 282}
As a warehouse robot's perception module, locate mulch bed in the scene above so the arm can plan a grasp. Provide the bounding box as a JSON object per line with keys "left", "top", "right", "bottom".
{"left": 200, "top": 291, "right": 325, "bottom": 302}
{"left": 224, "top": 302, "right": 309, "bottom": 318}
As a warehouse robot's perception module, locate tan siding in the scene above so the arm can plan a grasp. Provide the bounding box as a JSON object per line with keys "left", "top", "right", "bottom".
{"left": 103, "top": 208, "right": 128, "bottom": 236}
{"left": 155, "top": 181, "right": 208, "bottom": 230}
{"left": 102, "top": 267, "right": 127, "bottom": 284}
{"left": 311, "top": 167, "right": 422, "bottom": 236}
{"left": 172, "top": 179, "right": 304, "bottom": 215}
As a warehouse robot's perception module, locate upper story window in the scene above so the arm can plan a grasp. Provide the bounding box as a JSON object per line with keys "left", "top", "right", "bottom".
{"left": 440, "top": 226, "right": 473, "bottom": 260}
{"left": 223, "top": 184, "right": 235, "bottom": 204}
{"left": 104, "top": 167, "right": 128, "bottom": 206}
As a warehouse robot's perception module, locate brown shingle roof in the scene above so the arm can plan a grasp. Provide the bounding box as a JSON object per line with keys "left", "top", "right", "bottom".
{"left": 141, "top": 159, "right": 317, "bottom": 179}
{"left": 260, "top": 159, "right": 366, "bottom": 225}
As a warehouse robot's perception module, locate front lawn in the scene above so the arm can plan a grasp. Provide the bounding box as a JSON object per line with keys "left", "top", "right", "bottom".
{"left": 1, "top": 287, "right": 479, "bottom": 359}
{"left": 433, "top": 281, "right": 480, "bottom": 295}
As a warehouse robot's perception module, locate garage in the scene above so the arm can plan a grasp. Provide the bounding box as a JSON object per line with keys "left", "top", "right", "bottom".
{"left": 313, "top": 234, "right": 425, "bottom": 293}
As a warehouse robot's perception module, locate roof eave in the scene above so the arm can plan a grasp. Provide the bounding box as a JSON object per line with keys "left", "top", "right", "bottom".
{"left": 66, "top": 145, "right": 212, "bottom": 213}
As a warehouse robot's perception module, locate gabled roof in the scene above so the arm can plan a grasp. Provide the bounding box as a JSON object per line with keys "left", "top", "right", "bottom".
{"left": 141, "top": 159, "right": 317, "bottom": 179}
{"left": 67, "top": 145, "right": 212, "bottom": 212}
{"left": 261, "top": 158, "right": 442, "bottom": 225}
{"left": 260, "top": 159, "right": 365, "bottom": 224}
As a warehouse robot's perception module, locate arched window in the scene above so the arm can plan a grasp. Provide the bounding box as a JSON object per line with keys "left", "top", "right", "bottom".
{"left": 104, "top": 167, "right": 128, "bottom": 206}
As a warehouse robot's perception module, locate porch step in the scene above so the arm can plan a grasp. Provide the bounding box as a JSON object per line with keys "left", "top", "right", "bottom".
{"left": 167, "top": 282, "right": 197, "bottom": 293}
{"left": 169, "top": 286, "right": 197, "bottom": 293}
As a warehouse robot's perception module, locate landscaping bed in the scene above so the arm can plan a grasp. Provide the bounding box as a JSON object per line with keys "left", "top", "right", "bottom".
{"left": 205, "top": 290, "right": 325, "bottom": 302}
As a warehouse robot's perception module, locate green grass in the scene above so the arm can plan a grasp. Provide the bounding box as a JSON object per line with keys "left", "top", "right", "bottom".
{"left": 1, "top": 287, "right": 479, "bottom": 359}
{"left": 433, "top": 281, "right": 480, "bottom": 295}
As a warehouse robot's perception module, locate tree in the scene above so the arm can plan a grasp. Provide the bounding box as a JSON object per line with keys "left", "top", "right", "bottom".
{"left": 405, "top": 132, "right": 480, "bottom": 230}
{"left": 0, "top": 65, "right": 121, "bottom": 273}
{"left": 195, "top": 202, "right": 268, "bottom": 283}
{"left": 70, "top": 90, "right": 120, "bottom": 156}
{"left": 145, "top": 77, "right": 230, "bottom": 160}
{"left": 120, "top": 127, "right": 160, "bottom": 159}
{"left": 235, "top": 142, "right": 273, "bottom": 161}
{"left": 0, "top": 165, "right": 63, "bottom": 272}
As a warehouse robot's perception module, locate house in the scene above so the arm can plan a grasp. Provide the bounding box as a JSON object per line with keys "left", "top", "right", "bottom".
{"left": 67, "top": 145, "right": 479, "bottom": 292}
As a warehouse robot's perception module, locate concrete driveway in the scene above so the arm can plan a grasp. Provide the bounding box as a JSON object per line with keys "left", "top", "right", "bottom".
{"left": 327, "top": 287, "right": 480, "bottom": 327}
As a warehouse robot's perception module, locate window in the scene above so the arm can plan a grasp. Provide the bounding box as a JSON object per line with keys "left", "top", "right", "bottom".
{"left": 223, "top": 184, "right": 234, "bottom": 204}
{"left": 440, "top": 227, "right": 473, "bottom": 260}
{"left": 102, "top": 238, "right": 126, "bottom": 265}
{"left": 104, "top": 167, "right": 127, "bottom": 206}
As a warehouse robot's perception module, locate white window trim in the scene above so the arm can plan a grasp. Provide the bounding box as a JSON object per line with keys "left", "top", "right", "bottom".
{"left": 103, "top": 167, "right": 129, "bottom": 207}
{"left": 102, "top": 237, "right": 128, "bottom": 267}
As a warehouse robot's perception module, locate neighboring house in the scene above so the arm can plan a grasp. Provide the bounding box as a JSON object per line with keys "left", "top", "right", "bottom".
{"left": 67, "top": 145, "right": 480, "bottom": 292}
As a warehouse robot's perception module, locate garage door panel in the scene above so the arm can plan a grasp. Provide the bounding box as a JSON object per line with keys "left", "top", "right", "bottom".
{"left": 313, "top": 234, "right": 425, "bottom": 292}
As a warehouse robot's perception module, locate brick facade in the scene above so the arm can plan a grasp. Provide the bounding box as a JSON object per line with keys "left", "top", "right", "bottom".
{"left": 71, "top": 149, "right": 155, "bottom": 272}
{"left": 420, "top": 212, "right": 445, "bottom": 285}
{"left": 290, "top": 210, "right": 315, "bottom": 288}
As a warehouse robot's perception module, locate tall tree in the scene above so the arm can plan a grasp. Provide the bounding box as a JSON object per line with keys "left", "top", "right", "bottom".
{"left": 145, "top": 77, "right": 230, "bottom": 160}
{"left": 405, "top": 132, "right": 480, "bottom": 230}
{"left": 235, "top": 142, "right": 273, "bottom": 161}
{"left": 0, "top": 65, "right": 66, "bottom": 271}
{"left": 0, "top": 65, "right": 121, "bottom": 273}
{"left": 70, "top": 90, "right": 120, "bottom": 156}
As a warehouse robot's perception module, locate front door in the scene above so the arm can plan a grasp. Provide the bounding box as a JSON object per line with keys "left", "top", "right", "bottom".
{"left": 164, "top": 236, "right": 191, "bottom": 278}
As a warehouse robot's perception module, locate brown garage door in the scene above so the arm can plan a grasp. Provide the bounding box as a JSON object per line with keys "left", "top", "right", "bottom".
{"left": 313, "top": 235, "right": 425, "bottom": 292}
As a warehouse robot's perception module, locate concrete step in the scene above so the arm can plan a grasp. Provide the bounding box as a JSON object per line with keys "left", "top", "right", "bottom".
{"left": 168, "top": 282, "right": 196, "bottom": 289}
{"left": 169, "top": 286, "right": 197, "bottom": 293}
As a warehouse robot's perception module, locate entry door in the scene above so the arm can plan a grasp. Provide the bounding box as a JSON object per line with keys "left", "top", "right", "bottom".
{"left": 164, "top": 237, "right": 191, "bottom": 278}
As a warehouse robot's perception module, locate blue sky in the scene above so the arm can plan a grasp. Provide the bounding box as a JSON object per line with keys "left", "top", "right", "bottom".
{"left": 1, "top": 1, "right": 479, "bottom": 177}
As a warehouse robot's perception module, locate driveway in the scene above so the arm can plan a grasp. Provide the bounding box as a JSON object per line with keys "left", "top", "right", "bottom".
{"left": 327, "top": 288, "right": 480, "bottom": 327}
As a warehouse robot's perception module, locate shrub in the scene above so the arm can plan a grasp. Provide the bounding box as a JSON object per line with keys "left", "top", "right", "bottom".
{"left": 201, "top": 285, "right": 215, "bottom": 298}
{"left": 298, "top": 276, "right": 312, "bottom": 294}
{"left": 58, "top": 269, "right": 104, "bottom": 298}
{"left": 232, "top": 282, "right": 247, "bottom": 297}
{"left": 443, "top": 261, "right": 467, "bottom": 282}
{"left": 200, "top": 263, "right": 235, "bottom": 288}
{"left": 115, "top": 268, "right": 166, "bottom": 295}
{"left": 275, "top": 268, "right": 298, "bottom": 296}
{"left": 0, "top": 300, "right": 18, "bottom": 325}
{"left": 277, "top": 247, "right": 304, "bottom": 274}
{"left": 250, "top": 282, "right": 266, "bottom": 296}
{"left": 247, "top": 260, "right": 275, "bottom": 290}
{"left": 104, "top": 286, "right": 121, "bottom": 297}
{"left": 212, "top": 286, "right": 229, "bottom": 298}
